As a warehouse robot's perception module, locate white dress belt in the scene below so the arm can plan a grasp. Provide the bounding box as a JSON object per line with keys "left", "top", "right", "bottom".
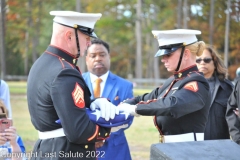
{"left": 38, "top": 128, "right": 65, "bottom": 139}
{"left": 163, "top": 132, "right": 204, "bottom": 143}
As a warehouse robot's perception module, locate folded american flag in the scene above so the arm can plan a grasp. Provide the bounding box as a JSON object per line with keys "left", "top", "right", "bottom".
{"left": 56, "top": 108, "right": 133, "bottom": 128}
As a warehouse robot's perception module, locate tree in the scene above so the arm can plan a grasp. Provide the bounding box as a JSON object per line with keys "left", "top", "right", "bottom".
{"left": 183, "top": 0, "right": 189, "bottom": 28}
{"left": 2, "top": 0, "right": 240, "bottom": 81}
{"left": 135, "top": 0, "right": 142, "bottom": 78}
{"left": 75, "top": 0, "right": 86, "bottom": 73}
{"left": 0, "top": 0, "right": 6, "bottom": 79}
{"left": 209, "top": 0, "right": 215, "bottom": 45}
{"left": 177, "top": 0, "right": 182, "bottom": 28}
{"left": 224, "top": 0, "right": 231, "bottom": 68}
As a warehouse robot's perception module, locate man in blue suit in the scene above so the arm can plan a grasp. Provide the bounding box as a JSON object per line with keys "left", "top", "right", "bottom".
{"left": 82, "top": 39, "right": 133, "bottom": 160}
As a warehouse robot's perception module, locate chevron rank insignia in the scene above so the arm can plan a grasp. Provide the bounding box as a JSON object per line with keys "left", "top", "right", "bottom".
{"left": 183, "top": 81, "right": 198, "bottom": 92}
{"left": 72, "top": 82, "right": 85, "bottom": 108}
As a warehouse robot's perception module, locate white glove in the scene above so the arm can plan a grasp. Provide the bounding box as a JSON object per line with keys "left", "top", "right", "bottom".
{"left": 118, "top": 103, "right": 140, "bottom": 117}
{"left": 90, "top": 98, "right": 119, "bottom": 121}
{"left": 111, "top": 124, "right": 129, "bottom": 132}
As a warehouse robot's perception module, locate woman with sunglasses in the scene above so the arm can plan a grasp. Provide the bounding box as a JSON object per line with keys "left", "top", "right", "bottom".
{"left": 196, "top": 45, "right": 233, "bottom": 140}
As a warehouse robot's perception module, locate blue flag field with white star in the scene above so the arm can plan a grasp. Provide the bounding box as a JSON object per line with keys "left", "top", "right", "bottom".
{"left": 55, "top": 108, "right": 133, "bottom": 128}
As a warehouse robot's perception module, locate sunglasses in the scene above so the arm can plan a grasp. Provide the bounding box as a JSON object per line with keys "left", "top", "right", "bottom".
{"left": 196, "top": 58, "right": 212, "bottom": 64}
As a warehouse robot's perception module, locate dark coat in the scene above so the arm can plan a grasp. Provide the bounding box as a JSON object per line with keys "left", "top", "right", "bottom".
{"left": 125, "top": 65, "right": 211, "bottom": 136}
{"left": 204, "top": 77, "right": 233, "bottom": 140}
{"left": 27, "top": 45, "right": 111, "bottom": 160}
{"left": 226, "top": 78, "right": 240, "bottom": 144}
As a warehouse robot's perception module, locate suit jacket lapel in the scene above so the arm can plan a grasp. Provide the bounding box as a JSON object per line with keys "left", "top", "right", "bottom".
{"left": 85, "top": 72, "right": 94, "bottom": 99}
{"left": 210, "top": 77, "right": 220, "bottom": 107}
{"left": 102, "top": 72, "right": 116, "bottom": 98}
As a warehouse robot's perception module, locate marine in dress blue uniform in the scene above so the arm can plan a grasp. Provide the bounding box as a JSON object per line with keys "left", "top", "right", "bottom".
{"left": 27, "top": 11, "right": 115, "bottom": 160}
{"left": 119, "top": 29, "right": 211, "bottom": 143}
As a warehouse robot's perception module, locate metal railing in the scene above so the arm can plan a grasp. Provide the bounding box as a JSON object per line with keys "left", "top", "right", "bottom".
{"left": 128, "top": 78, "right": 166, "bottom": 89}
{"left": 4, "top": 75, "right": 167, "bottom": 89}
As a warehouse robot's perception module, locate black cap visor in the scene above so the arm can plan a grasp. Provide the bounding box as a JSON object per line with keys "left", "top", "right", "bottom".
{"left": 154, "top": 43, "right": 185, "bottom": 57}
{"left": 154, "top": 47, "right": 180, "bottom": 57}
{"left": 154, "top": 42, "right": 198, "bottom": 57}
{"left": 54, "top": 21, "right": 98, "bottom": 38}
{"left": 74, "top": 24, "right": 97, "bottom": 38}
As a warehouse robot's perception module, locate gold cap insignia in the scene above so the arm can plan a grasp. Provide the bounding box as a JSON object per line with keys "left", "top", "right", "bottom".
{"left": 178, "top": 73, "right": 182, "bottom": 78}
{"left": 73, "top": 24, "right": 78, "bottom": 28}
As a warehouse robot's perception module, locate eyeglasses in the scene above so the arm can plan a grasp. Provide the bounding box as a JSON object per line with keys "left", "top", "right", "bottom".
{"left": 196, "top": 58, "right": 212, "bottom": 64}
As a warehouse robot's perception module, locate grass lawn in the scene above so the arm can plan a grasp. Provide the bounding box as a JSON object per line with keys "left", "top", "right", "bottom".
{"left": 8, "top": 81, "right": 159, "bottom": 160}
{"left": 11, "top": 95, "right": 38, "bottom": 152}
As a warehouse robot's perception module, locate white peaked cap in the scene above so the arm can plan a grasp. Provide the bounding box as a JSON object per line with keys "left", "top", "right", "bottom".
{"left": 50, "top": 11, "right": 102, "bottom": 29}
{"left": 152, "top": 29, "right": 201, "bottom": 47}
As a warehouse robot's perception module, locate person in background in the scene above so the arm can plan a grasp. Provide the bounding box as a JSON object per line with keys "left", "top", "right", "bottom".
{"left": 196, "top": 45, "right": 233, "bottom": 140}
{"left": 27, "top": 11, "right": 119, "bottom": 160}
{"left": 0, "top": 80, "right": 12, "bottom": 118}
{"left": 0, "top": 100, "right": 25, "bottom": 160}
{"left": 226, "top": 76, "right": 240, "bottom": 144}
{"left": 233, "top": 67, "right": 240, "bottom": 84}
{"left": 229, "top": 67, "right": 240, "bottom": 125}
{"left": 118, "top": 29, "right": 211, "bottom": 143}
{"left": 83, "top": 39, "right": 133, "bottom": 160}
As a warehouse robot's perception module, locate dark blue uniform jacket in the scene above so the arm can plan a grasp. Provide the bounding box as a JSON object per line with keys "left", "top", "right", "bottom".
{"left": 125, "top": 65, "right": 211, "bottom": 136}
{"left": 27, "top": 45, "right": 110, "bottom": 160}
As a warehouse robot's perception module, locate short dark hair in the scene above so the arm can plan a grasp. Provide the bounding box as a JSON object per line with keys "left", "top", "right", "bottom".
{"left": 85, "top": 39, "right": 110, "bottom": 55}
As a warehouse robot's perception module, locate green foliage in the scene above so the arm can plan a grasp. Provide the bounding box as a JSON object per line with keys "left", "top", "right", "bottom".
{"left": 5, "top": 37, "right": 25, "bottom": 74}
{"left": 3, "top": 0, "right": 240, "bottom": 79}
